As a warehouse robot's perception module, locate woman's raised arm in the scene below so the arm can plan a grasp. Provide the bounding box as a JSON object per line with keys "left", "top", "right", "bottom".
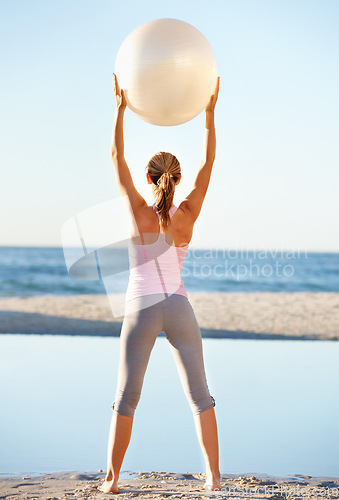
{"left": 111, "top": 73, "right": 147, "bottom": 210}
{"left": 180, "top": 76, "right": 220, "bottom": 222}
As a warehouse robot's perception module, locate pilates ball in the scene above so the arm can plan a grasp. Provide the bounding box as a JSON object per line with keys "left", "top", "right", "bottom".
{"left": 115, "top": 18, "right": 218, "bottom": 126}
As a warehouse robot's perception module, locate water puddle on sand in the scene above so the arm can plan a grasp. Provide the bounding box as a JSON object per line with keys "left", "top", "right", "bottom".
{"left": 1, "top": 334, "right": 338, "bottom": 476}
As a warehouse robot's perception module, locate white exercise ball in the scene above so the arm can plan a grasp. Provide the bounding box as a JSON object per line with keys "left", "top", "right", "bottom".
{"left": 115, "top": 18, "right": 218, "bottom": 126}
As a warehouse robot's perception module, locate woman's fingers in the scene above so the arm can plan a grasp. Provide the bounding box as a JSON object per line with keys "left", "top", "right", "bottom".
{"left": 113, "top": 73, "right": 127, "bottom": 109}
{"left": 205, "top": 76, "right": 220, "bottom": 111}
{"left": 113, "top": 73, "right": 121, "bottom": 96}
{"left": 213, "top": 76, "right": 220, "bottom": 103}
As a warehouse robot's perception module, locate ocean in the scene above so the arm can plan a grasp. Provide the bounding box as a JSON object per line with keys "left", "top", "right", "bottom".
{"left": 0, "top": 246, "right": 338, "bottom": 297}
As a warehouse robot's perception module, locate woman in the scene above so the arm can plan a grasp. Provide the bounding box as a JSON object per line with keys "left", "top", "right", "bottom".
{"left": 98, "top": 73, "right": 221, "bottom": 494}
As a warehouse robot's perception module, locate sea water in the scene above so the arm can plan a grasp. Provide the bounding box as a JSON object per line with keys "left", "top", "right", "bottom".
{"left": 0, "top": 246, "right": 338, "bottom": 296}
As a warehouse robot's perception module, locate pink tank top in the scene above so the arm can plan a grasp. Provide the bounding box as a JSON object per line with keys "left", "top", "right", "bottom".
{"left": 125, "top": 204, "right": 188, "bottom": 302}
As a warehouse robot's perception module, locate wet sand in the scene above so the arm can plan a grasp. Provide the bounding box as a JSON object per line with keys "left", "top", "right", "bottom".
{"left": 0, "top": 292, "right": 338, "bottom": 340}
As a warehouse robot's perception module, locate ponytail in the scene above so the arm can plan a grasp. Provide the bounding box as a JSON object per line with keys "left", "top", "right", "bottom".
{"left": 146, "top": 152, "right": 181, "bottom": 231}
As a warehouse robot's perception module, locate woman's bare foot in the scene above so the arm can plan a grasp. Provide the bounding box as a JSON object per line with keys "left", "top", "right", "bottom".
{"left": 203, "top": 473, "right": 222, "bottom": 491}
{"left": 97, "top": 479, "right": 119, "bottom": 494}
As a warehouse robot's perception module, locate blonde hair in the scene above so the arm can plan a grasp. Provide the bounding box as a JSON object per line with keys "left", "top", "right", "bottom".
{"left": 147, "top": 152, "right": 181, "bottom": 231}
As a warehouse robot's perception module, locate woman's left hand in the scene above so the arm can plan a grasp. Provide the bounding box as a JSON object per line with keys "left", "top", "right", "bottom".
{"left": 113, "top": 73, "right": 127, "bottom": 110}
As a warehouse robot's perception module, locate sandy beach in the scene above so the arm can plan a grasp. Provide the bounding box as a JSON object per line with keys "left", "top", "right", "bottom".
{"left": 0, "top": 292, "right": 338, "bottom": 340}
{"left": 1, "top": 471, "right": 339, "bottom": 499}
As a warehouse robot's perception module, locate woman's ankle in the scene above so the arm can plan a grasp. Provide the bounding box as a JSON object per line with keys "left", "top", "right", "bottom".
{"left": 105, "top": 470, "right": 119, "bottom": 483}
{"left": 206, "top": 468, "right": 220, "bottom": 479}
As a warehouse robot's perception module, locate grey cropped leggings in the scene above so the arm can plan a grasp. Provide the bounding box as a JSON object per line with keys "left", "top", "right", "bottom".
{"left": 112, "top": 293, "right": 215, "bottom": 418}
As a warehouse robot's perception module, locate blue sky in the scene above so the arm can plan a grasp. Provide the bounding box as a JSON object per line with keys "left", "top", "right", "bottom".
{"left": 1, "top": 0, "right": 338, "bottom": 251}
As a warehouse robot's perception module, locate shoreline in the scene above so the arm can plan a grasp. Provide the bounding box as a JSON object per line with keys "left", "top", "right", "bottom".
{"left": 0, "top": 292, "right": 338, "bottom": 340}
{"left": 0, "top": 470, "right": 338, "bottom": 499}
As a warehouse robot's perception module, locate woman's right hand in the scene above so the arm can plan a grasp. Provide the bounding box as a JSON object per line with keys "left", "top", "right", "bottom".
{"left": 113, "top": 73, "right": 127, "bottom": 110}
{"left": 205, "top": 76, "right": 220, "bottom": 112}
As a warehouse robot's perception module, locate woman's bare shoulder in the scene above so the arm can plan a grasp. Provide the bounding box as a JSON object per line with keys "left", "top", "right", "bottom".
{"left": 176, "top": 201, "right": 196, "bottom": 223}
{"left": 131, "top": 204, "right": 158, "bottom": 230}
{"left": 172, "top": 204, "right": 194, "bottom": 238}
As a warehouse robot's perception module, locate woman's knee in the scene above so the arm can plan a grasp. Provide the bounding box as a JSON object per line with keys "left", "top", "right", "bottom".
{"left": 191, "top": 394, "right": 216, "bottom": 415}
{"left": 112, "top": 390, "right": 141, "bottom": 418}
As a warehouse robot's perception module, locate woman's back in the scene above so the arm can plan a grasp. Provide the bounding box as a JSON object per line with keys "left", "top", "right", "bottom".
{"left": 126, "top": 204, "right": 189, "bottom": 302}
{"left": 129, "top": 203, "right": 193, "bottom": 248}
